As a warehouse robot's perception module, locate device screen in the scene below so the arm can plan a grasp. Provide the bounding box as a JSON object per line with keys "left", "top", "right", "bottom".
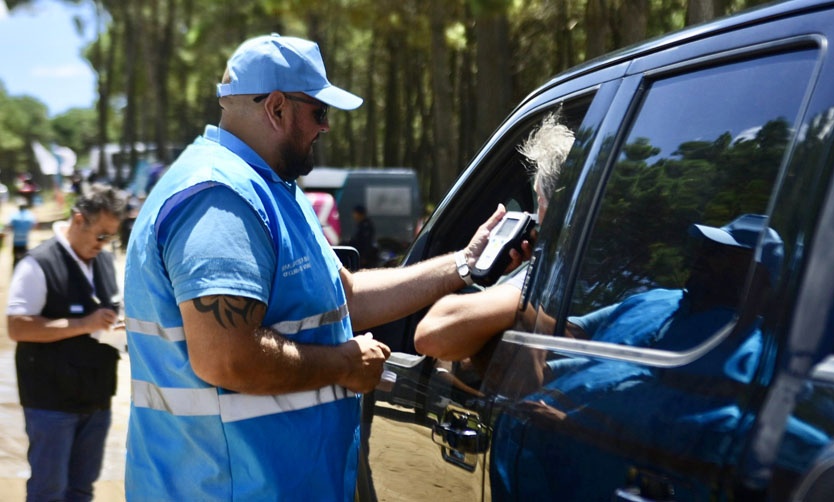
{"left": 496, "top": 217, "right": 518, "bottom": 238}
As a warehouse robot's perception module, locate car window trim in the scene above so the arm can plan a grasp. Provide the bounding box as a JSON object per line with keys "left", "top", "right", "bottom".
{"left": 501, "top": 315, "right": 737, "bottom": 368}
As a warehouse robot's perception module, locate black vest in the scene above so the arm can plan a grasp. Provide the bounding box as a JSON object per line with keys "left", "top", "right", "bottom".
{"left": 15, "top": 238, "right": 120, "bottom": 412}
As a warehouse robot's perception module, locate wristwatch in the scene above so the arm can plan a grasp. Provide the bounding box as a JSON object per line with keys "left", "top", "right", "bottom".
{"left": 454, "top": 250, "right": 474, "bottom": 286}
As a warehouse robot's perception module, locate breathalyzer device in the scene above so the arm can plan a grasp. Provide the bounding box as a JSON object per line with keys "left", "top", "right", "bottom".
{"left": 471, "top": 211, "right": 535, "bottom": 286}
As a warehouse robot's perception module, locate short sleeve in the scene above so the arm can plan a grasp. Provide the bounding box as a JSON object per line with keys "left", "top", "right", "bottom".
{"left": 496, "top": 261, "right": 530, "bottom": 290}
{"left": 6, "top": 256, "right": 47, "bottom": 316}
{"left": 158, "top": 185, "right": 276, "bottom": 305}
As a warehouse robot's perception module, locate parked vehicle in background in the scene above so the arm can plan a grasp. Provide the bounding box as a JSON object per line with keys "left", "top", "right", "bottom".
{"left": 304, "top": 191, "right": 341, "bottom": 245}
{"left": 359, "top": 1, "right": 834, "bottom": 500}
{"left": 299, "top": 167, "right": 422, "bottom": 263}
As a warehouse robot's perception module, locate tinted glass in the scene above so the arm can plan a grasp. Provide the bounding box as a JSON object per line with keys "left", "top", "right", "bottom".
{"left": 568, "top": 49, "right": 816, "bottom": 324}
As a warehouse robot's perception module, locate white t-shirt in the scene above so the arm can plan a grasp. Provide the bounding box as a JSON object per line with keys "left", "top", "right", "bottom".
{"left": 6, "top": 221, "right": 96, "bottom": 316}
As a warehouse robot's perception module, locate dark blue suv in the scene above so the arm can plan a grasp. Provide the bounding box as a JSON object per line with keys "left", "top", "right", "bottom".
{"left": 359, "top": 1, "right": 834, "bottom": 500}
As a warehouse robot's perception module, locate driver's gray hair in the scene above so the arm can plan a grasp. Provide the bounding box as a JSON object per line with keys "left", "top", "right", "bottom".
{"left": 518, "top": 111, "right": 575, "bottom": 198}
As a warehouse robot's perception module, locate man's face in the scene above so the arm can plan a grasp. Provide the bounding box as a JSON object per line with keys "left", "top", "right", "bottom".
{"left": 686, "top": 240, "right": 753, "bottom": 308}
{"left": 278, "top": 93, "right": 330, "bottom": 180}
{"left": 70, "top": 211, "right": 120, "bottom": 262}
{"left": 279, "top": 123, "right": 316, "bottom": 179}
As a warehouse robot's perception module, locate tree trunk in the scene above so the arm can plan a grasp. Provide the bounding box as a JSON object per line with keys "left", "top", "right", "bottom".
{"left": 585, "top": 0, "right": 611, "bottom": 60}
{"left": 363, "top": 30, "right": 379, "bottom": 166}
{"left": 428, "top": 0, "right": 457, "bottom": 202}
{"left": 618, "top": 0, "right": 649, "bottom": 47}
{"left": 687, "top": 0, "right": 714, "bottom": 25}
{"left": 474, "top": 9, "right": 512, "bottom": 152}
{"left": 93, "top": 0, "right": 110, "bottom": 178}
{"left": 122, "top": 2, "right": 138, "bottom": 183}
{"left": 383, "top": 30, "right": 403, "bottom": 167}
{"left": 459, "top": 16, "right": 476, "bottom": 168}
{"left": 137, "top": 0, "right": 176, "bottom": 170}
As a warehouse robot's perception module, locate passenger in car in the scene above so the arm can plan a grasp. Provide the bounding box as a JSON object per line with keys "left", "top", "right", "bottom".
{"left": 414, "top": 112, "right": 575, "bottom": 361}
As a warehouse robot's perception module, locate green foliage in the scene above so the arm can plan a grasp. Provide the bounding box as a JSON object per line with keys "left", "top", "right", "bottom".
{"left": 51, "top": 108, "right": 99, "bottom": 154}
{"left": 0, "top": 0, "right": 767, "bottom": 198}
{"left": 0, "top": 85, "right": 53, "bottom": 184}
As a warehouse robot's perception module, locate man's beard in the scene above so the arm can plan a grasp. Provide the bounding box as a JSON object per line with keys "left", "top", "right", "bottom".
{"left": 279, "top": 128, "right": 316, "bottom": 180}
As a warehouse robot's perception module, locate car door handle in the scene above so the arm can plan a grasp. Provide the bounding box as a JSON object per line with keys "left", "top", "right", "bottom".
{"left": 431, "top": 405, "right": 490, "bottom": 472}
{"left": 431, "top": 406, "right": 490, "bottom": 454}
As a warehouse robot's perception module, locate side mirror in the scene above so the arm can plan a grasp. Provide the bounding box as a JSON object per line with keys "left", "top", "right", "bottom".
{"left": 333, "top": 245, "right": 360, "bottom": 272}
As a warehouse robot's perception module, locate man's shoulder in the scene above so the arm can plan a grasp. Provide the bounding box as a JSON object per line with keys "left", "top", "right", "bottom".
{"left": 28, "top": 237, "right": 60, "bottom": 256}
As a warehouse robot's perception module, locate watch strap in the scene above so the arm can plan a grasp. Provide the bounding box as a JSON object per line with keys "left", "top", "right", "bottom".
{"left": 454, "top": 250, "right": 474, "bottom": 286}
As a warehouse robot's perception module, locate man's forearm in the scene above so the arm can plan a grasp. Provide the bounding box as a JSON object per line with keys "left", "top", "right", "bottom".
{"left": 345, "top": 253, "right": 466, "bottom": 331}
{"left": 7, "top": 315, "right": 90, "bottom": 343}
{"left": 182, "top": 296, "right": 389, "bottom": 395}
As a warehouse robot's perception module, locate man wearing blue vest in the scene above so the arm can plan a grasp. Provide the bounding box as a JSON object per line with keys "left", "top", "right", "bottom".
{"left": 123, "top": 33, "right": 511, "bottom": 501}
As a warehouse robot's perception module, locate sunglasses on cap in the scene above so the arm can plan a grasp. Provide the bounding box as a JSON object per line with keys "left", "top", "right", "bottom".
{"left": 253, "top": 93, "right": 328, "bottom": 125}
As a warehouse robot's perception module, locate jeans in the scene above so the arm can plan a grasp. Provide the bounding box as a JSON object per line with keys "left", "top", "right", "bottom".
{"left": 23, "top": 407, "right": 112, "bottom": 502}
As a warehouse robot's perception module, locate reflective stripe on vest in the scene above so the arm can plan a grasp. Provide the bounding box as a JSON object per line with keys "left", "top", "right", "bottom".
{"left": 132, "top": 380, "right": 354, "bottom": 422}
{"left": 125, "top": 302, "right": 348, "bottom": 342}
{"left": 126, "top": 317, "right": 186, "bottom": 342}
{"left": 271, "top": 303, "right": 349, "bottom": 335}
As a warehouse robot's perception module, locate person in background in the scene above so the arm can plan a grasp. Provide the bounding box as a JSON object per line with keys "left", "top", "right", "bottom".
{"left": 6, "top": 183, "right": 126, "bottom": 502}
{"left": 414, "top": 112, "right": 575, "bottom": 361}
{"left": 16, "top": 173, "right": 40, "bottom": 207}
{"left": 123, "top": 33, "right": 513, "bottom": 501}
{"left": 349, "top": 204, "right": 379, "bottom": 267}
{"left": 8, "top": 201, "right": 37, "bottom": 267}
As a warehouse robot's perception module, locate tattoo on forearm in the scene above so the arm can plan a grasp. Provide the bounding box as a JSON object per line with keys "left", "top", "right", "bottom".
{"left": 193, "top": 296, "right": 262, "bottom": 328}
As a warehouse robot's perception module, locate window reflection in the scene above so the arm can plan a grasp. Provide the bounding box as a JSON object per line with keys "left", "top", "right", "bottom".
{"left": 568, "top": 49, "right": 816, "bottom": 319}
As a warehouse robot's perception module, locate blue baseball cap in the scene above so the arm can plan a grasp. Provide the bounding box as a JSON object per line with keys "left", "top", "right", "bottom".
{"left": 216, "top": 33, "right": 363, "bottom": 110}
{"left": 689, "top": 214, "right": 784, "bottom": 283}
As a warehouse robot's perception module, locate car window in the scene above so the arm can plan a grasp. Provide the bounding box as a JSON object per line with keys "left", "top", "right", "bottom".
{"left": 422, "top": 95, "right": 594, "bottom": 259}
{"left": 561, "top": 47, "right": 818, "bottom": 350}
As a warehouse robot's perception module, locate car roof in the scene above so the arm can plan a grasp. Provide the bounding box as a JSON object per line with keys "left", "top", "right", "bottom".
{"left": 525, "top": 0, "right": 834, "bottom": 103}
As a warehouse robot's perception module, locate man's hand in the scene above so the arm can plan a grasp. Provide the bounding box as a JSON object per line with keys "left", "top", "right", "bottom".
{"left": 461, "top": 204, "right": 507, "bottom": 266}
{"left": 85, "top": 308, "right": 120, "bottom": 333}
{"left": 462, "top": 204, "right": 535, "bottom": 275}
{"left": 337, "top": 333, "right": 391, "bottom": 393}
{"left": 507, "top": 232, "right": 535, "bottom": 274}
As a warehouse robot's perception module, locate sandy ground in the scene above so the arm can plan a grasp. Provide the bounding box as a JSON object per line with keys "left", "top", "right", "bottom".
{"left": 0, "top": 199, "right": 128, "bottom": 501}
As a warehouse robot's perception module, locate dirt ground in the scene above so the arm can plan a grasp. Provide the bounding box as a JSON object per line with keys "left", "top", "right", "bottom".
{"left": 0, "top": 199, "right": 128, "bottom": 501}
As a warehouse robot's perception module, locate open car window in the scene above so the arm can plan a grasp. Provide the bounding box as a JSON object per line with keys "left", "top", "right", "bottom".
{"left": 422, "top": 96, "right": 594, "bottom": 260}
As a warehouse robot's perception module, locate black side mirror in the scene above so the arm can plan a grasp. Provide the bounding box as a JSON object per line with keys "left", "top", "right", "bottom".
{"left": 333, "top": 245, "right": 360, "bottom": 272}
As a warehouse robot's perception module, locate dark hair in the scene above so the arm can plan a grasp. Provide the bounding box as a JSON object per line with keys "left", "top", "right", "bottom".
{"left": 73, "top": 183, "right": 127, "bottom": 221}
{"left": 353, "top": 205, "right": 367, "bottom": 215}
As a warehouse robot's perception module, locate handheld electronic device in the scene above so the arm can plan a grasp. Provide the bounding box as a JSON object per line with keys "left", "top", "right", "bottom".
{"left": 471, "top": 211, "right": 535, "bottom": 286}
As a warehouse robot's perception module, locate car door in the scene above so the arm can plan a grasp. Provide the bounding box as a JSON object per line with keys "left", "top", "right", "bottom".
{"left": 357, "top": 71, "right": 625, "bottom": 500}
{"left": 485, "top": 9, "right": 834, "bottom": 502}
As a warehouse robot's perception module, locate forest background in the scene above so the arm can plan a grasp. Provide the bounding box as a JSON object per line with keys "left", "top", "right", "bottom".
{"left": 0, "top": 0, "right": 778, "bottom": 205}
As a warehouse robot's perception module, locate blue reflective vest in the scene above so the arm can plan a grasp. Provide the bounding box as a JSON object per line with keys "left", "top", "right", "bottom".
{"left": 124, "top": 126, "right": 359, "bottom": 501}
